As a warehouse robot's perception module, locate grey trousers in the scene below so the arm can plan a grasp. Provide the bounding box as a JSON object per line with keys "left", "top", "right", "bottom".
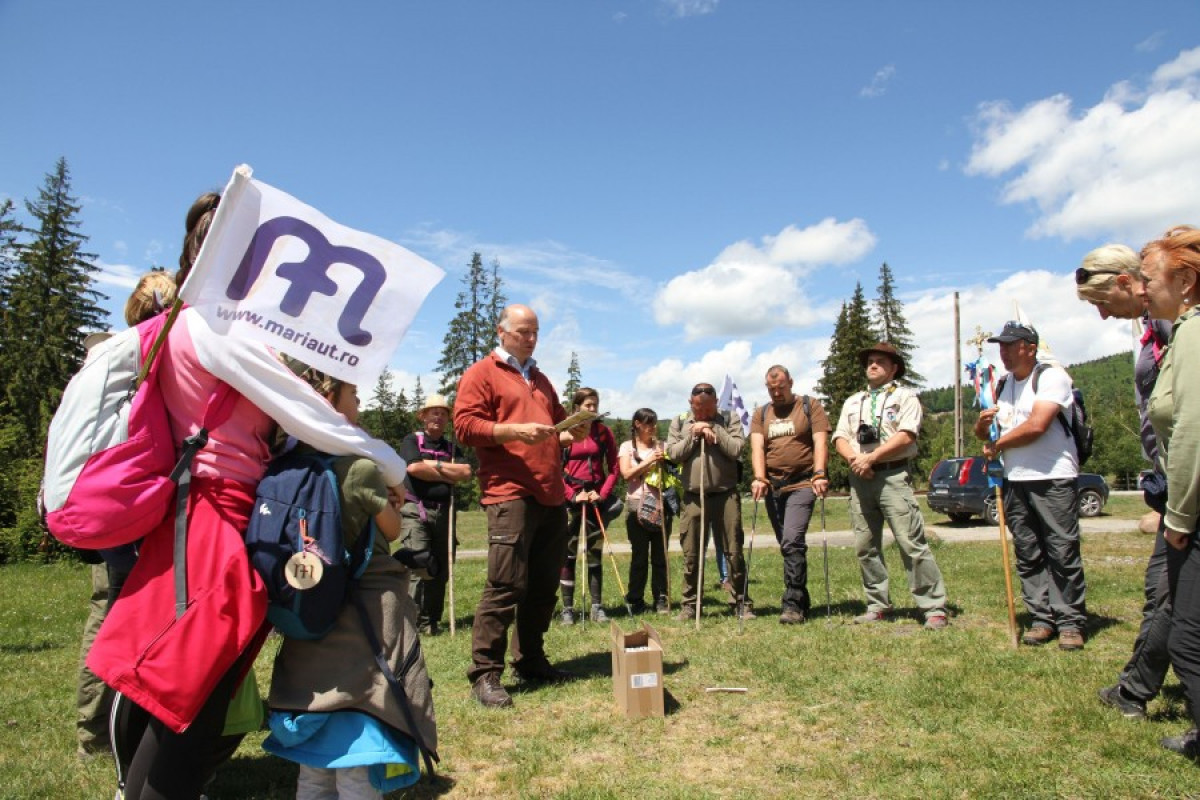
{"left": 1118, "top": 520, "right": 1174, "bottom": 701}
{"left": 1003, "top": 478, "right": 1087, "bottom": 632}
{"left": 849, "top": 466, "right": 947, "bottom": 618}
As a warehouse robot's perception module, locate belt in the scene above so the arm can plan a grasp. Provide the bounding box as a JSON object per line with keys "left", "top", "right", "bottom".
{"left": 874, "top": 459, "right": 910, "bottom": 471}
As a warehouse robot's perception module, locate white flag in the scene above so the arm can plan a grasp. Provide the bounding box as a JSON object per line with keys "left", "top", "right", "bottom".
{"left": 181, "top": 165, "right": 444, "bottom": 386}
{"left": 718, "top": 374, "right": 751, "bottom": 436}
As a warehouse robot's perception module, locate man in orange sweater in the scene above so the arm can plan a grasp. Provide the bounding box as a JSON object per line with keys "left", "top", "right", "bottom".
{"left": 455, "top": 304, "right": 584, "bottom": 709}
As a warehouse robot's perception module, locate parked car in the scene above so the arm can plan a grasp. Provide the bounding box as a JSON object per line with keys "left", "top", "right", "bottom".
{"left": 925, "top": 457, "right": 1110, "bottom": 524}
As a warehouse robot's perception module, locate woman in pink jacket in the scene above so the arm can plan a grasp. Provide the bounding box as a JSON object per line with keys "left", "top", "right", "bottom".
{"left": 88, "top": 192, "right": 408, "bottom": 800}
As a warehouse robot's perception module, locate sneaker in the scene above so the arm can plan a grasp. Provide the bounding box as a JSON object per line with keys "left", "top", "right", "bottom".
{"left": 1021, "top": 626, "right": 1055, "bottom": 646}
{"left": 1098, "top": 685, "right": 1147, "bottom": 719}
{"left": 655, "top": 597, "right": 670, "bottom": 614}
{"left": 779, "top": 609, "right": 805, "bottom": 625}
{"left": 1058, "top": 630, "right": 1085, "bottom": 651}
{"left": 471, "top": 673, "right": 513, "bottom": 709}
{"left": 560, "top": 607, "right": 576, "bottom": 626}
{"left": 676, "top": 605, "right": 696, "bottom": 621}
{"left": 853, "top": 610, "right": 886, "bottom": 625}
{"left": 923, "top": 614, "right": 949, "bottom": 630}
{"left": 590, "top": 604, "right": 608, "bottom": 622}
{"left": 1161, "top": 728, "right": 1200, "bottom": 760}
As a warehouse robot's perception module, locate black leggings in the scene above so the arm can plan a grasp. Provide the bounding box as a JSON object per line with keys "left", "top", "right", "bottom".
{"left": 118, "top": 651, "right": 251, "bottom": 800}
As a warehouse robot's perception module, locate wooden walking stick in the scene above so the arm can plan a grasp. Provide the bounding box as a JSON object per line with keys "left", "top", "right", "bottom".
{"left": 658, "top": 481, "right": 671, "bottom": 613}
{"left": 695, "top": 437, "right": 707, "bottom": 630}
{"left": 576, "top": 503, "right": 588, "bottom": 624}
{"left": 592, "top": 503, "right": 634, "bottom": 616}
{"left": 447, "top": 493, "right": 456, "bottom": 636}
{"left": 993, "top": 480, "right": 1020, "bottom": 648}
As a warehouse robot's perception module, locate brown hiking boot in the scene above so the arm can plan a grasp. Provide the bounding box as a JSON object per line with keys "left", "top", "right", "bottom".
{"left": 676, "top": 604, "right": 696, "bottom": 621}
{"left": 1021, "top": 626, "right": 1055, "bottom": 646}
{"left": 513, "top": 659, "right": 575, "bottom": 685}
{"left": 779, "top": 609, "right": 805, "bottom": 625}
{"left": 471, "top": 673, "right": 513, "bottom": 709}
{"left": 1058, "top": 630, "right": 1085, "bottom": 651}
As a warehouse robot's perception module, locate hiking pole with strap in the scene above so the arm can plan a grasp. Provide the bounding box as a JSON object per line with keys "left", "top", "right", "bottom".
{"left": 696, "top": 437, "right": 707, "bottom": 630}
{"left": 592, "top": 502, "right": 634, "bottom": 616}
{"left": 739, "top": 499, "right": 759, "bottom": 634}
{"left": 821, "top": 496, "right": 831, "bottom": 622}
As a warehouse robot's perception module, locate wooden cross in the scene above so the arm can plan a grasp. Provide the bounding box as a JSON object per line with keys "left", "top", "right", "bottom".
{"left": 965, "top": 325, "right": 992, "bottom": 357}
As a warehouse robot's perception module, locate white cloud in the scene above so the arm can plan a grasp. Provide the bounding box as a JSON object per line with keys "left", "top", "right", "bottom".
{"left": 904, "top": 270, "right": 1136, "bottom": 392}
{"left": 660, "top": 0, "right": 719, "bottom": 18}
{"left": 1136, "top": 31, "right": 1166, "bottom": 53}
{"left": 94, "top": 259, "right": 144, "bottom": 292}
{"left": 860, "top": 64, "right": 896, "bottom": 98}
{"left": 654, "top": 218, "right": 876, "bottom": 339}
{"left": 965, "top": 47, "right": 1200, "bottom": 242}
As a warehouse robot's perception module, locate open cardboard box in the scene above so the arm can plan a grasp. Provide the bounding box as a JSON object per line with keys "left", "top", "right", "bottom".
{"left": 610, "top": 621, "right": 665, "bottom": 718}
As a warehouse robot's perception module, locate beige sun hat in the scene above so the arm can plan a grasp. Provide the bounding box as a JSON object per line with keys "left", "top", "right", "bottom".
{"left": 418, "top": 393, "right": 452, "bottom": 418}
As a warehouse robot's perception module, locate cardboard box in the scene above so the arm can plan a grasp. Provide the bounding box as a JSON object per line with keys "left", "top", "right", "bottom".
{"left": 611, "top": 621, "right": 665, "bottom": 718}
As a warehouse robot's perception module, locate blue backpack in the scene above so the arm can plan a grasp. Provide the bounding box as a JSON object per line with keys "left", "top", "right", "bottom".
{"left": 246, "top": 451, "right": 373, "bottom": 640}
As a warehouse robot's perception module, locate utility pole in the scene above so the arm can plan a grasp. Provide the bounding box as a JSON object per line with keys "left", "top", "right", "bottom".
{"left": 953, "top": 292, "right": 962, "bottom": 457}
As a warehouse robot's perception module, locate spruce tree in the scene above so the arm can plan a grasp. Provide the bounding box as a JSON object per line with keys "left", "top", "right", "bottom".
{"left": 817, "top": 284, "right": 880, "bottom": 489}
{"left": 874, "top": 262, "right": 924, "bottom": 387}
{"left": 564, "top": 351, "right": 582, "bottom": 401}
{"left": 0, "top": 158, "right": 106, "bottom": 440}
{"left": 412, "top": 375, "right": 426, "bottom": 413}
{"left": 436, "top": 252, "right": 505, "bottom": 398}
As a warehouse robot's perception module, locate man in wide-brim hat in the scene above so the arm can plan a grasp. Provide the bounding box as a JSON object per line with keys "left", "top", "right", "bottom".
{"left": 832, "top": 342, "right": 949, "bottom": 630}
{"left": 398, "top": 393, "right": 473, "bottom": 635}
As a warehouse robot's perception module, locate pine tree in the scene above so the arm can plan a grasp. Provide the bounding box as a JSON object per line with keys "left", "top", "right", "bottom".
{"left": 873, "top": 262, "right": 924, "bottom": 387}
{"left": 817, "top": 284, "right": 880, "bottom": 489}
{"left": 0, "top": 158, "right": 107, "bottom": 440}
{"left": 564, "top": 351, "right": 582, "bottom": 401}
{"left": 436, "top": 252, "right": 505, "bottom": 398}
{"left": 412, "top": 375, "right": 426, "bottom": 413}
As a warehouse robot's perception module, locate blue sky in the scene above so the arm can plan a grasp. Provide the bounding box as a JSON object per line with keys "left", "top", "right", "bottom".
{"left": 4, "top": 1, "right": 1200, "bottom": 418}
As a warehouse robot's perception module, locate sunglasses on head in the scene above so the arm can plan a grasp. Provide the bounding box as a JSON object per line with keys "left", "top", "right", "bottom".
{"left": 691, "top": 386, "right": 716, "bottom": 396}
{"left": 1075, "top": 266, "right": 1121, "bottom": 285}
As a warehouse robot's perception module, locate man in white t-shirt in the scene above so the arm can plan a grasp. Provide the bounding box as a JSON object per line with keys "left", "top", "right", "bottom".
{"left": 975, "top": 321, "right": 1088, "bottom": 651}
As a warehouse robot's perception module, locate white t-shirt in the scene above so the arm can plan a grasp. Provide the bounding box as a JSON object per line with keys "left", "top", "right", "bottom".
{"left": 994, "top": 364, "right": 1079, "bottom": 481}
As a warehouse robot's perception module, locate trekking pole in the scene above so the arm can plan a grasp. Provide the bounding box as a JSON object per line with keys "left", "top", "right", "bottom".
{"left": 657, "top": 481, "right": 671, "bottom": 613}
{"left": 696, "top": 437, "right": 707, "bottom": 630}
{"left": 992, "top": 477, "right": 1020, "bottom": 649}
{"left": 592, "top": 502, "right": 633, "bottom": 616}
{"left": 821, "top": 497, "right": 831, "bottom": 622}
{"left": 448, "top": 493, "right": 456, "bottom": 637}
{"left": 739, "top": 499, "right": 759, "bottom": 634}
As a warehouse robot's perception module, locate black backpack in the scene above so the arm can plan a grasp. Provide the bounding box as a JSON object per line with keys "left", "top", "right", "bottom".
{"left": 996, "top": 363, "right": 1093, "bottom": 466}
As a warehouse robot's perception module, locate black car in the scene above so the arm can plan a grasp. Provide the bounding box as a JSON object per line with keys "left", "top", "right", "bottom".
{"left": 925, "top": 456, "right": 1110, "bottom": 524}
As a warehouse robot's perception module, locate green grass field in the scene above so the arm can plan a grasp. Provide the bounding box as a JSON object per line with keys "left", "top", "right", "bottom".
{"left": 2, "top": 499, "right": 1194, "bottom": 798}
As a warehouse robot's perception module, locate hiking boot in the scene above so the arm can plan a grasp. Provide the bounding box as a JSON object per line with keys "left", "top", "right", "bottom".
{"left": 676, "top": 605, "right": 696, "bottom": 621}
{"left": 721, "top": 579, "right": 736, "bottom": 601}
{"left": 628, "top": 600, "right": 648, "bottom": 615}
{"left": 853, "top": 609, "right": 887, "bottom": 625}
{"left": 560, "top": 607, "right": 577, "bottom": 626}
{"left": 655, "top": 596, "right": 670, "bottom": 615}
{"left": 737, "top": 603, "right": 756, "bottom": 620}
{"left": 1058, "top": 630, "right": 1085, "bottom": 651}
{"left": 1161, "top": 728, "right": 1200, "bottom": 760}
{"left": 471, "top": 673, "right": 513, "bottom": 709}
{"left": 1098, "top": 685, "right": 1147, "bottom": 719}
{"left": 1021, "top": 626, "right": 1055, "bottom": 646}
{"left": 923, "top": 613, "right": 949, "bottom": 630}
{"left": 514, "top": 659, "right": 576, "bottom": 685}
{"left": 590, "top": 604, "right": 608, "bottom": 623}
{"left": 779, "top": 609, "right": 805, "bottom": 625}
